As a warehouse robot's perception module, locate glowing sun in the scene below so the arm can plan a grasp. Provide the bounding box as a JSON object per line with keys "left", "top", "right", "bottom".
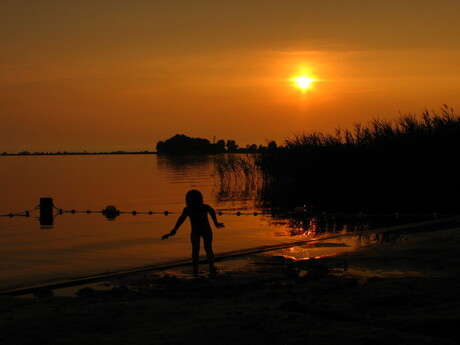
{"left": 293, "top": 76, "right": 315, "bottom": 90}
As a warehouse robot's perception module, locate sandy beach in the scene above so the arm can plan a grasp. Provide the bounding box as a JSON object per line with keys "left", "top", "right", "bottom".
{"left": 2, "top": 227, "right": 460, "bottom": 345}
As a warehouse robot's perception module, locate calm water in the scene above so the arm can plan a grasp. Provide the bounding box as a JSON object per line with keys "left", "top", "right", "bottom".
{"left": 0, "top": 154, "right": 320, "bottom": 291}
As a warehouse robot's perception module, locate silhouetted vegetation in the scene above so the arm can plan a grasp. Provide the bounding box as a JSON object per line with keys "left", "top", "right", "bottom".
{"left": 214, "top": 154, "right": 261, "bottom": 204}
{"left": 259, "top": 106, "right": 460, "bottom": 213}
{"left": 156, "top": 134, "right": 222, "bottom": 154}
{"left": 156, "top": 134, "right": 275, "bottom": 155}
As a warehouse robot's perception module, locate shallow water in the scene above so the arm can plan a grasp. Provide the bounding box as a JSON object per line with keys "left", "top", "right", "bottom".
{"left": 47, "top": 237, "right": 363, "bottom": 298}
{"left": 0, "top": 154, "right": 321, "bottom": 291}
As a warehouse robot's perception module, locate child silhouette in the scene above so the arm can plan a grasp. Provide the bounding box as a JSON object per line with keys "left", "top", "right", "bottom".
{"left": 162, "top": 189, "right": 224, "bottom": 277}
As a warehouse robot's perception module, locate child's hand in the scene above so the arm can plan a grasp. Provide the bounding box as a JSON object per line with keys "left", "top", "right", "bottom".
{"left": 162, "top": 229, "right": 177, "bottom": 240}
{"left": 215, "top": 223, "right": 225, "bottom": 229}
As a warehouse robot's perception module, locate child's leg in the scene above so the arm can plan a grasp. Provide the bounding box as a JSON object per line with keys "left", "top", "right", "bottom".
{"left": 190, "top": 232, "right": 200, "bottom": 276}
{"left": 202, "top": 232, "right": 215, "bottom": 273}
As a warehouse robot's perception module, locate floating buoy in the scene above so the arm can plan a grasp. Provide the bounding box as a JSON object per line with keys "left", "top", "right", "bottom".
{"left": 148, "top": 211, "right": 153, "bottom": 215}
{"left": 132, "top": 210, "right": 137, "bottom": 215}
{"left": 253, "top": 212, "right": 258, "bottom": 216}
{"left": 164, "top": 211, "right": 169, "bottom": 216}
{"left": 218, "top": 211, "right": 223, "bottom": 216}
{"left": 236, "top": 211, "right": 241, "bottom": 216}
{"left": 104, "top": 205, "right": 118, "bottom": 220}
{"left": 39, "top": 197, "right": 54, "bottom": 226}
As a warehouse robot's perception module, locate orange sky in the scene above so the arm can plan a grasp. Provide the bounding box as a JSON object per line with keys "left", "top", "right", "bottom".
{"left": 1, "top": 0, "right": 459, "bottom": 152}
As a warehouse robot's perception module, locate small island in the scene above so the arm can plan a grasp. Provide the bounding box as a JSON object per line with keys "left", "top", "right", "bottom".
{"left": 156, "top": 134, "right": 277, "bottom": 155}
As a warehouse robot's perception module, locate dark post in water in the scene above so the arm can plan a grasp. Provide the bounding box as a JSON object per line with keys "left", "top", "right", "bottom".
{"left": 39, "top": 197, "right": 54, "bottom": 227}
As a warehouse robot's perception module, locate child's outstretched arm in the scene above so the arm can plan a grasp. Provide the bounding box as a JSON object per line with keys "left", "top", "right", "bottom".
{"left": 162, "top": 209, "right": 187, "bottom": 240}
{"left": 209, "top": 206, "right": 225, "bottom": 229}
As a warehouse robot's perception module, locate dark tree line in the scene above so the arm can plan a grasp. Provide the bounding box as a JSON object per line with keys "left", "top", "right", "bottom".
{"left": 156, "top": 134, "right": 276, "bottom": 154}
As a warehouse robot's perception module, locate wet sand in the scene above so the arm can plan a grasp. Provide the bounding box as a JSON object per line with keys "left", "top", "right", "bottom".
{"left": 2, "top": 227, "right": 460, "bottom": 345}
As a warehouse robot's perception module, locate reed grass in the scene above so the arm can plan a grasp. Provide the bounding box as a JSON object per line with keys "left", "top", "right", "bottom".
{"left": 259, "top": 106, "right": 460, "bottom": 213}
{"left": 213, "top": 154, "right": 262, "bottom": 204}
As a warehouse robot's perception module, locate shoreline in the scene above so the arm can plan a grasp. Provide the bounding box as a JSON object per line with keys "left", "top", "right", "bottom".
{"left": 3, "top": 217, "right": 457, "bottom": 296}
{"left": 2, "top": 227, "right": 460, "bottom": 344}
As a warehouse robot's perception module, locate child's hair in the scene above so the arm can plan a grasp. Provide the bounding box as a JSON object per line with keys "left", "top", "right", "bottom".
{"left": 186, "top": 189, "right": 203, "bottom": 207}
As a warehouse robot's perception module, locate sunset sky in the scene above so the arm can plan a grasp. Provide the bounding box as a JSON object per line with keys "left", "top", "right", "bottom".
{"left": 1, "top": 0, "right": 459, "bottom": 152}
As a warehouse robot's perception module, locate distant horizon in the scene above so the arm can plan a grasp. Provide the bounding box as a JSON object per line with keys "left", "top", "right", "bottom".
{"left": 0, "top": 132, "right": 272, "bottom": 155}
{"left": 2, "top": 105, "right": 458, "bottom": 154}
{"left": 1, "top": 150, "right": 155, "bottom": 156}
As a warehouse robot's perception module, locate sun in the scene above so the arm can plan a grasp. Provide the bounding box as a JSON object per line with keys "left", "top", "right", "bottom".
{"left": 293, "top": 76, "right": 315, "bottom": 90}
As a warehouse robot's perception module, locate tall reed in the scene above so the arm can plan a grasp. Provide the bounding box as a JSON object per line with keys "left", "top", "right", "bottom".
{"left": 258, "top": 106, "right": 460, "bottom": 213}
{"left": 213, "top": 154, "right": 262, "bottom": 204}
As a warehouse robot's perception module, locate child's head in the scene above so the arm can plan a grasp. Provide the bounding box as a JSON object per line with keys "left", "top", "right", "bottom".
{"left": 186, "top": 189, "right": 203, "bottom": 207}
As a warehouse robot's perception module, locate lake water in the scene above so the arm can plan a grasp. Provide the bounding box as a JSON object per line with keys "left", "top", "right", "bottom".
{"left": 1, "top": 154, "right": 331, "bottom": 291}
